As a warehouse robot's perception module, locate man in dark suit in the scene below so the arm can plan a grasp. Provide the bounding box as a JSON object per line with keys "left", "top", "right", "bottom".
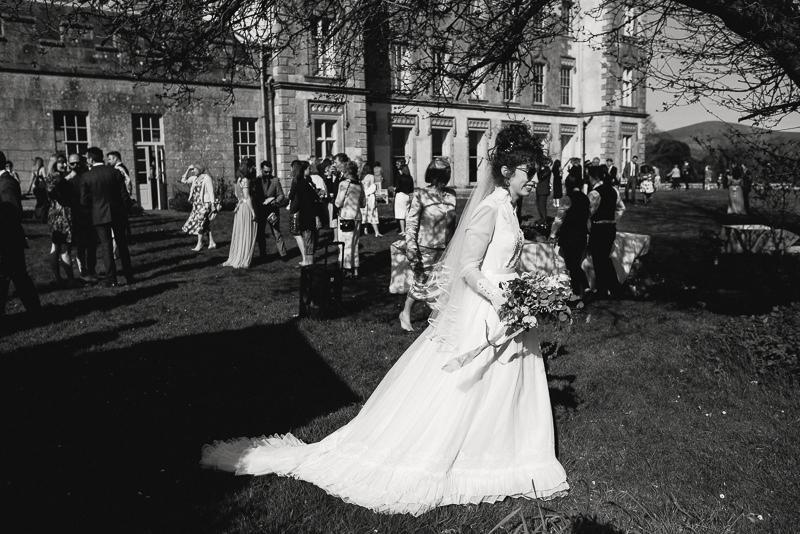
{"left": 251, "top": 160, "right": 270, "bottom": 261}
{"left": 80, "top": 147, "right": 134, "bottom": 287}
{"left": 622, "top": 155, "right": 639, "bottom": 204}
{"left": 0, "top": 150, "right": 41, "bottom": 316}
{"left": 606, "top": 158, "right": 619, "bottom": 187}
{"left": 66, "top": 153, "right": 98, "bottom": 281}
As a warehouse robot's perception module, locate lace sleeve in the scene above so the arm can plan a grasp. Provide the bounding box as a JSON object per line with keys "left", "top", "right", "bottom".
{"left": 459, "top": 203, "right": 496, "bottom": 288}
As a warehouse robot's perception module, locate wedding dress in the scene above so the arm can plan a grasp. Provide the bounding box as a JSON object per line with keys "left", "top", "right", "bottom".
{"left": 202, "top": 187, "right": 569, "bottom": 515}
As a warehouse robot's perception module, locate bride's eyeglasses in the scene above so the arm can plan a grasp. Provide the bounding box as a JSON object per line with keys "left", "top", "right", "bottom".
{"left": 515, "top": 165, "right": 538, "bottom": 182}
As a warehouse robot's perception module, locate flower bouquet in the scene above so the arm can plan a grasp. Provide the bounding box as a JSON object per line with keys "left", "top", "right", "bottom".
{"left": 442, "top": 272, "right": 576, "bottom": 372}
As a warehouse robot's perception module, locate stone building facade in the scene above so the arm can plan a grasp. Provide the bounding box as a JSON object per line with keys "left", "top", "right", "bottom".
{"left": 0, "top": 0, "right": 647, "bottom": 208}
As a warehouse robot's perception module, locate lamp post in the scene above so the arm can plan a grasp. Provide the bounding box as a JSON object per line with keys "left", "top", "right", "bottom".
{"left": 582, "top": 115, "right": 593, "bottom": 184}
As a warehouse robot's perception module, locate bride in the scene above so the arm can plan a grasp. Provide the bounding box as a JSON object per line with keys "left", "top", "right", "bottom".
{"left": 201, "top": 123, "right": 570, "bottom": 515}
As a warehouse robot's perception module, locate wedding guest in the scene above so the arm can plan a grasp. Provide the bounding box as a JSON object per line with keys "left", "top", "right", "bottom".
{"left": 606, "top": 158, "right": 619, "bottom": 187}
{"left": 27, "top": 156, "right": 46, "bottom": 195}
{"left": 44, "top": 153, "right": 76, "bottom": 286}
{"left": 223, "top": 157, "right": 258, "bottom": 268}
{"left": 65, "top": 154, "right": 97, "bottom": 281}
{"left": 0, "top": 150, "right": 41, "bottom": 316}
{"left": 588, "top": 169, "right": 625, "bottom": 299}
{"left": 727, "top": 165, "right": 747, "bottom": 215}
{"left": 287, "top": 160, "right": 318, "bottom": 266}
{"left": 334, "top": 161, "right": 366, "bottom": 277}
{"left": 549, "top": 173, "right": 590, "bottom": 298}
{"left": 669, "top": 164, "right": 682, "bottom": 190}
{"left": 180, "top": 163, "right": 217, "bottom": 251}
{"left": 740, "top": 163, "right": 752, "bottom": 213}
{"left": 640, "top": 167, "right": 655, "bottom": 205}
{"left": 551, "top": 159, "right": 563, "bottom": 207}
{"left": 308, "top": 160, "right": 329, "bottom": 235}
{"left": 398, "top": 157, "right": 456, "bottom": 332}
{"left": 263, "top": 161, "right": 289, "bottom": 261}
{"left": 360, "top": 163, "right": 382, "bottom": 236}
{"left": 682, "top": 160, "right": 694, "bottom": 190}
{"left": 622, "top": 155, "right": 639, "bottom": 204}
{"left": 373, "top": 161, "right": 384, "bottom": 191}
{"left": 4, "top": 161, "right": 20, "bottom": 183}
{"left": 394, "top": 163, "right": 414, "bottom": 235}
{"left": 202, "top": 122, "right": 569, "bottom": 515}
{"left": 30, "top": 156, "right": 50, "bottom": 223}
{"left": 80, "top": 147, "right": 134, "bottom": 287}
{"left": 107, "top": 151, "right": 133, "bottom": 243}
{"left": 535, "top": 161, "right": 551, "bottom": 224}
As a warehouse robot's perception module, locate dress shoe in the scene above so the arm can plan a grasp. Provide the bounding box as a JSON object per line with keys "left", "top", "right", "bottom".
{"left": 101, "top": 279, "right": 118, "bottom": 288}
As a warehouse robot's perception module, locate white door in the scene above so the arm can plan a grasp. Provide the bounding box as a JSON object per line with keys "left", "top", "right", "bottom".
{"left": 135, "top": 146, "right": 154, "bottom": 210}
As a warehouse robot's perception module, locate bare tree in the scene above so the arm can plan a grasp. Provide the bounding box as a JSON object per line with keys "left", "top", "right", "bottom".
{"left": 7, "top": 0, "right": 800, "bottom": 124}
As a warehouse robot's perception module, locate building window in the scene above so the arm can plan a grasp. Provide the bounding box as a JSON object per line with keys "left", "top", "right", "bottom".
{"left": 391, "top": 43, "right": 412, "bottom": 93}
{"left": 53, "top": 111, "right": 89, "bottom": 155}
{"left": 532, "top": 64, "right": 545, "bottom": 105}
{"left": 60, "top": 23, "right": 94, "bottom": 46}
{"left": 468, "top": 130, "right": 485, "bottom": 184}
{"left": 623, "top": 6, "right": 636, "bottom": 36}
{"left": 560, "top": 66, "right": 572, "bottom": 106}
{"left": 621, "top": 135, "right": 632, "bottom": 165}
{"left": 314, "top": 119, "right": 338, "bottom": 159}
{"left": 621, "top": 67, "right": 633, "bottom": 107}
{"left": 431, "top": 48, "right": 448, "bottom": 97}
{"left": 561, "top": 1, "right": 574, "bottom": 31}
{"left": 311, "top": 17, "right": 336, "bottom": 77}
{"left": 133, "top": 114, "right": 162, "bottom": 144}
{"left": 391, "top": 127, "right": 411, "bottom": 180}
{"left": 233, "top": 118, "right": 258, "bottom": 167}
{"left": 501, "top": 61, "right": 518, "bottom": 102}
{"left": 431, "top": 129, "right": 448, "bottom": 159}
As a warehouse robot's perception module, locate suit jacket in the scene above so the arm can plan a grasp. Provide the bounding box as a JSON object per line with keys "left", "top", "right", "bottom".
{"left": 0, "top": 171, "right": 27, "bottom": 253}
{"left": 622, "top": 162, "right": 639, "bottom": 180}
{"left": 263, "top": 176, "right": 285, "bottom": 215}
{"left": 80, "top": 164, "right": 132, "bottom": 226}
{"left": 250, "top": 173, "right": 267, "bottom": 208}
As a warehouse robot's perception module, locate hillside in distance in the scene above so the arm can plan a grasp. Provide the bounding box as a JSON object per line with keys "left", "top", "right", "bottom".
{"left": 652, "top": 121, "right": 800, "bottom": 161}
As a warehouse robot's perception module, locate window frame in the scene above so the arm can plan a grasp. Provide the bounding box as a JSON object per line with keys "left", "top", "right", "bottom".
{"left": 232, "top": 117, "right": 258, "bottom": 170}
{"left": 53, "top": 111, "right": 90, "bottom": 156}
{"left": 559, "top": 65, "right": 572, "bottom": 107}
{"left": 532, "top": 63, "right": 546, "bottom": 105}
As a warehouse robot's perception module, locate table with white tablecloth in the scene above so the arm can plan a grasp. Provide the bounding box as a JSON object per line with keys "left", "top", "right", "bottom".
{"left": 519, "top": 232, "right": 651, "bottom": 289}
{"left": 721, "top": 224, "right": 800, "bottom": 254}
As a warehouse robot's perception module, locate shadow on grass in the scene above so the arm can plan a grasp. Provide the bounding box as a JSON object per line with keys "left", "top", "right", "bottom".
{"left": 1, "top": 322, "right": 360, "bottom": 533}
{"left": 1, "top": 282, "right": 184, "bottom": 336}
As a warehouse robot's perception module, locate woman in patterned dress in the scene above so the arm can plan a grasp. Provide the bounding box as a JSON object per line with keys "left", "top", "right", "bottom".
{"left": 181, "top": 163, "right": 218, "bottom": 251}
{"left": 398, "top": 157, "right": 456, "bottom": 332}
{"left": 223, "top": 158, "right": 258, "bottom": 268}
{"left": 44, "top": 153, "right": 75, "bottom": 285}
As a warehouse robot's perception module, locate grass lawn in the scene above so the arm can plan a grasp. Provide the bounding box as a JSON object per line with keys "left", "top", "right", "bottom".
{"left": 1, "top": 189, "right": 798, "bottom": 533}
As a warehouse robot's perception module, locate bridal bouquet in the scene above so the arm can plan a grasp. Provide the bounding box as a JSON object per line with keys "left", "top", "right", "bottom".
{"left": 442, "top": 272, "right": 576, "bottom": 372}
{"left": 497, "top": 271, "right": 575, "bottom": 330}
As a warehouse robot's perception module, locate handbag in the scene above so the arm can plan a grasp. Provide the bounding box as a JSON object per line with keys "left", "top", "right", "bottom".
{"left": 208, "top": 199, "right": 222, "bottom": 220}
{"left": 339, "top": 218, "right": 356, "bottom": 232}
{"left": 290, "top": 211, "right": 300, "bottom": 235}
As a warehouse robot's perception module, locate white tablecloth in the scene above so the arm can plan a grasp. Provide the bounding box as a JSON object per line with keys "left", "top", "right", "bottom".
{"left": 722, "top": 225, "right": 800, "bottom": 253}
{"left": 519, "top": 232, "right": 651, "bottom": 288}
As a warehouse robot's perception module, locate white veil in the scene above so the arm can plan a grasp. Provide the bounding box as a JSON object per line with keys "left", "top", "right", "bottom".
{"left": 426, "top": 169, "right": 496, "bottom": 353}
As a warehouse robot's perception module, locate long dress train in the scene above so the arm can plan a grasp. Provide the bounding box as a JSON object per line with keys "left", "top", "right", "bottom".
{"left": 202, "top": 188, "right": 569, "bottom": 515}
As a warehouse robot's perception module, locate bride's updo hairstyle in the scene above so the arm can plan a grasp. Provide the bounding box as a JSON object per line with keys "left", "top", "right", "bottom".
{"left": 489, "top": 122, "right": 545, "bottom": 187}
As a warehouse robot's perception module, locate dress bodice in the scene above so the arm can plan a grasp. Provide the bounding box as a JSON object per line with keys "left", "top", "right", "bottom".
{"left": 476, "top": 188, "right": 524, "bottom": 274}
